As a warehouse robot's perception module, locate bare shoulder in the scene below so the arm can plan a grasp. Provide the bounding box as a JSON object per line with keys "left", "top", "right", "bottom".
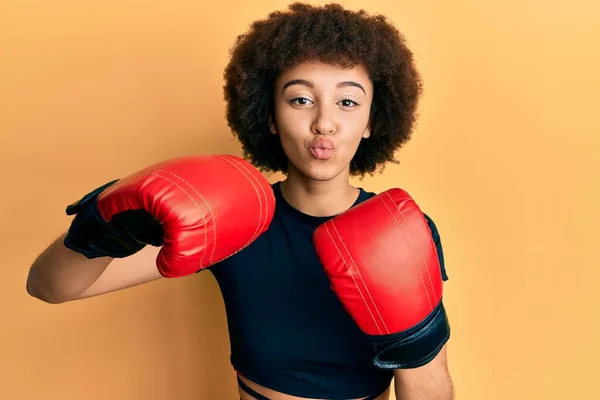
{"left": 73, "top": 245, "right": 164, "bottom": 300}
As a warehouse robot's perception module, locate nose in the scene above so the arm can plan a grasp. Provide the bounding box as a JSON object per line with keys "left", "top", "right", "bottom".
{"left": 311, "top": 106, "right": 336, "bottom": 136}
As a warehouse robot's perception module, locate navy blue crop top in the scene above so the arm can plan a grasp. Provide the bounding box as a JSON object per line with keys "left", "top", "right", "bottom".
{"left": 209, "top": 182, "right": 448, "bottom": 399}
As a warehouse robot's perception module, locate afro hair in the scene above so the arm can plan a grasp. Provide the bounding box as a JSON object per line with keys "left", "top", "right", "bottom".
{"left": 223, "top": 2, "right": 423, "bottom": 177}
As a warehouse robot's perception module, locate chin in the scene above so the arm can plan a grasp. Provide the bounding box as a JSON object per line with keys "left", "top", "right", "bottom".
{"left": 300, "top": 161, "right": 348, "bottom": 182}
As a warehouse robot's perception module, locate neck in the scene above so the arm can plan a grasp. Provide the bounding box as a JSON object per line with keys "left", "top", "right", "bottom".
{"left": 279, "top": 165, "right": 360, "bottom": 217}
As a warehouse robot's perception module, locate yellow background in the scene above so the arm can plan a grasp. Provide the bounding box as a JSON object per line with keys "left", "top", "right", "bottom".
{"left": 2, "top": 0, "right": 598, "bottom": 399}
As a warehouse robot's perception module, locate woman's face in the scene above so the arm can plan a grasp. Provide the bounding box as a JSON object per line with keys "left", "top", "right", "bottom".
{"left": 271, "top": 60, "right": 373, "bottom": 182}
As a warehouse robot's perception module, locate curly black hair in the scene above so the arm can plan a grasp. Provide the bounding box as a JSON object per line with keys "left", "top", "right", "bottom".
{"left": 223, "top": 2, "right": 423, "bottom": 177}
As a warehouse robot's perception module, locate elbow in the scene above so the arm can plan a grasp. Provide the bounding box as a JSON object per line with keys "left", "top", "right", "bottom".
{"left": 25, "top": 282, "right": 51, "bottom": 304}
{"left": 26, "top": 273, "right": 66, "bottom": 304}
{"left": 27, "top": 289, "right": 68, "bottom": 304}
{"left": 25, "top": 270, "right": 41, "bottom": 300}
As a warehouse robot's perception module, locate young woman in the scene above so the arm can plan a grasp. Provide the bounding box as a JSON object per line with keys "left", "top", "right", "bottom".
{"left": 27, "top": 3, "right": 453, "bottom": 399}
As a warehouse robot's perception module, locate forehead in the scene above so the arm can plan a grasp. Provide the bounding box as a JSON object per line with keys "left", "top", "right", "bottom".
{"left": 276, "top": 60, "right": 372, "bottom": 91}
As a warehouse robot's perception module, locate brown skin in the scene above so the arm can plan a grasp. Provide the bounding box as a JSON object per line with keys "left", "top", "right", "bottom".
{"left": 26, "top": 235, "right": 163, "bottom": 304}
{"left": 393, "top": 345, "right": 454, "bottom": 400}
{"left": 223, "top": 2, "right": 423, "bottom": 178}
{"left": 26, "top": 234, "right": 114, "bottom": 304}
{"left": 28, "top": 3, "right": 453, "bottom": 398}
{"left": 236, "top": 59, "right": 454, "bottom": 400}
{"left": 26, "top": 57, "right": 453, "bottom": 400}
{"left": 271, "top": 60, "right": 372, "bottom": 217}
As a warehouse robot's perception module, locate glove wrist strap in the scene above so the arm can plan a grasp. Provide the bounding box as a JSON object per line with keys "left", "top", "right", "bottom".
{"left": 369, "top": 300, "right": 451, "bottom": 369}
{"left": 63, "top": 180, "right": 146, "bottom": 259}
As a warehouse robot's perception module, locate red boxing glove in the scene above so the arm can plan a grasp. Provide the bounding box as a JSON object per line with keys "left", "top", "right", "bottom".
{"left": 64, "top": 154, "right": 275, "bottom": 278}
{"left": 313, "top": 188, "right": 450, "bottom": 369}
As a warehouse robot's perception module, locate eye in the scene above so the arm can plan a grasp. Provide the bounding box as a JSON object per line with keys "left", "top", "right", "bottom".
{"left": 289, "top": 97, "right": 313, "bottom": 106}
{"left": 339, "top": 99, "right": 359, "bottom": 108}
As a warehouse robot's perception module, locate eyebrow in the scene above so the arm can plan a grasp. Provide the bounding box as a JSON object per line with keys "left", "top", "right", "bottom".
{"left": 282, "top": 79, "right": 366, "bottom": 95}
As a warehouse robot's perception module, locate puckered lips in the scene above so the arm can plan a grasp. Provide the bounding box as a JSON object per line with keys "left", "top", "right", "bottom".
{"left": 310, "top": 137, "right": 335, "bottom": 160}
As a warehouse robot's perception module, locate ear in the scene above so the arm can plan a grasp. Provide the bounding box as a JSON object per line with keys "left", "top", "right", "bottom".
{"left": 362, "top": 124, "right": 371, "bottom": 139}
{"left": 268, "top": 115, "right": 278, "bottom": 135}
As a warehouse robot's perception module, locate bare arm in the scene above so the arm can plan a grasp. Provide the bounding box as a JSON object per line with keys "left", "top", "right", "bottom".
{"left": 393, "top": 344, "right": 454, "bottom": 400}
{"left": 26, "top": 233, "right": 163, "bottom": 304}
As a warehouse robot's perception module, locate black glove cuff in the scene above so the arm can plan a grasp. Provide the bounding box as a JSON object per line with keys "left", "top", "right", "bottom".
{"left": 369, "top": 300, "right": 450, "bottom": 369}
{"left": 63, "top": 180, "right": 146, "bottom": 259}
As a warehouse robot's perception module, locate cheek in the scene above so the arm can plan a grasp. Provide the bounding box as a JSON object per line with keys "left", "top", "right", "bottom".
{"left": 277, "top": 122, "right": 305, "bottom": 148}
{"left": 273, "top": 116, "right": 305, "bottom": 158}
{"left": 338, "top": 135, "right": 366, "bottom": 163}
{"left": 278, "top": 133, "right": 302, "bottom": 155}
{"left": 341, "top": 113, "right": 370, "bottom": 144}
{"left": 274, "top": 107, "right": 309, "bottom": 142}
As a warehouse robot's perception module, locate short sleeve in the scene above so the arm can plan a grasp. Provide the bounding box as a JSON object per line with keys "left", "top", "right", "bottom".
{"left": 422, "top": 213, "right": 449, "bottom": 281}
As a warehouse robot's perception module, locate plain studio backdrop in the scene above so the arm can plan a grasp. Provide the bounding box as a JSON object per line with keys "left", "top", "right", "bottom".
{"left": 1, "top": 0, "right": 598, "bottom": 399}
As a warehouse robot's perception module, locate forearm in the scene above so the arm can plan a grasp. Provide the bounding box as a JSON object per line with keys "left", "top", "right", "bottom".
{"left": 26, "top": 233, "right": 113, "bottom": 303}
{"left": 393, "top": 367, "right": 454, "bottom": 400}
